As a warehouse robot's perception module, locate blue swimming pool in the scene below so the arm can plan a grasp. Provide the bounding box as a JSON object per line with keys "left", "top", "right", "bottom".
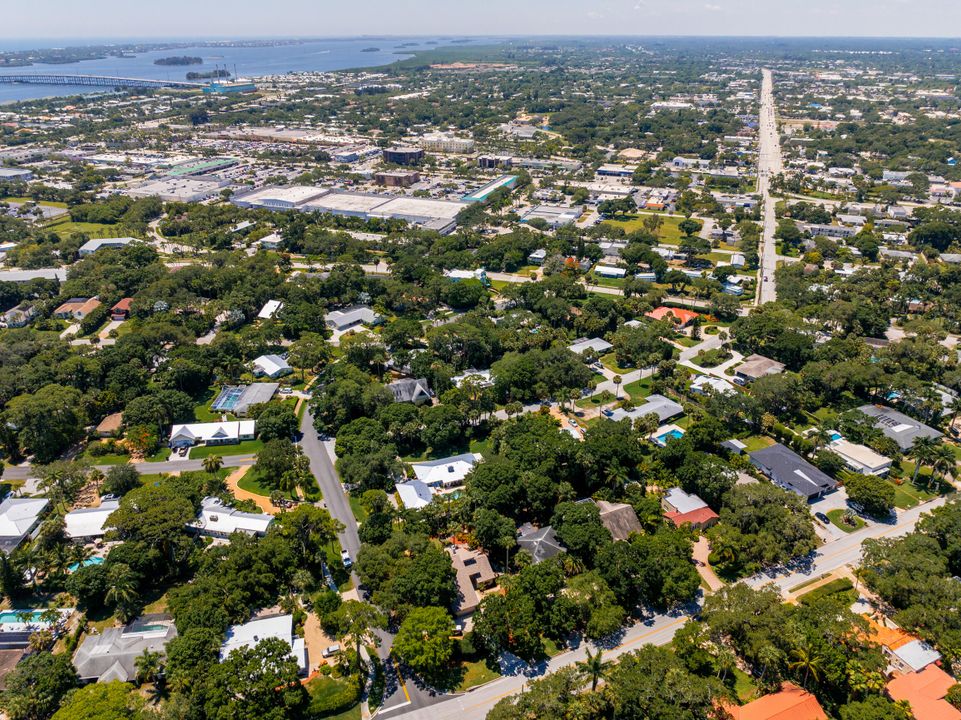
{"left": 67, "top": 556, "right": 104, "bottom": 573}
{"left": 656, "top": 429, "right": 685, "bottom": 444}
{"left": 829, "top": 431, "right": 842, "bottom": 442}
{"left": 0, "top": 610, "right": 46, "bottom": 624}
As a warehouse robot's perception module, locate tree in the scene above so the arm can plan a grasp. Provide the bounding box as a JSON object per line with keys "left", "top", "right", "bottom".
{"left": 254, "top": 439, "right": 298, "bottom": 483}
{"left": 578, "top": 647, "right": 612, "bottom": 692}
{"left": 251, "top": 403, "right": 299, "bottom": 443}
{"left": 472, "top": 508, "right": 516, "bottom": 567}
{"left": 287, "top": 332, "right": 331, "bottom": 381}
{"left": 328, "top": 600, "right": 387, "bottom": 672}
{"left": 844, "top": 474, "right": 895, "bottom": 517}
{"left": 202, "top": 455, "right": 224, "bottom": 475}
{"left": 788, "top": 642, "right": 824, "bottom": 689}
{"left": 202, "top": 638, "right": 309, "bottom": 720}
{"left": 105, "top": 563, "right": 140, "bottom": 622}
{"left": 392, "top": 606, "right": 455, "bottom": 683}
{"left": 908, "top": 435, "right": 939, "bottom": 485}
{"left": 551, "top": 501, "right": 611, "bottom": 563}
{"left": 102, "top": 464, "right": 141, "bottom": 497}
{"left": 838, "top": 696, "right": 914, "bottom": 720}
{"left": 50, "top": 681, "right": 144, "bottom": 720}
{"left": 134, "top": 649, "right": 163, "bottom": 687}
{"left": 3, "top": 384, "right": 86, "bottom": 462}
{"left": 678, "top": 218, "right": 703, "bottom": 238}
{"left": 0, "top": 651, "right": 79, "bottom": 720}
{"left": 613, "top": 374, "right": 622, "bottom": 399}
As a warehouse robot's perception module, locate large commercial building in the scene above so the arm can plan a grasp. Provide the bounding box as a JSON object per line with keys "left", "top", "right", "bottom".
{"left": 383, "top": 146, "right": 425, "bottom": 166}
{"left": 126, "top": 177, "right": 225, "bottom": 203}
{"left": 232, "top": 186, "right": 468, "bottom": 234}
{"left": 419, "top": 132, "right": 475, "bottom": 153}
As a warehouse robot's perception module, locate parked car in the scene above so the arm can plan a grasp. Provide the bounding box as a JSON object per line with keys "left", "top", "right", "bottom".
{"left": 341, "top": 549, "right": 352, "bottom": 569}
{"left": 814, "top": 512, "right": 830, "bottom": 525}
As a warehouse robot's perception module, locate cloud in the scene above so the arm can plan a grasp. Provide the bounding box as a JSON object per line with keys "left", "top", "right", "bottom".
{"left": 587, "top": 9, "right": 605, "bottom": 19}
{"left": 704, "top": 3, "right": 722, "bottom": 9}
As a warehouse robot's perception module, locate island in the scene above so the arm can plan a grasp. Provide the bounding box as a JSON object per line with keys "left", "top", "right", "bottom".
{"left": 154, "top": 56, "right": 203, "bottom": 66}
{"left": 360, "top": 47, "right": 380, "bottom": 53}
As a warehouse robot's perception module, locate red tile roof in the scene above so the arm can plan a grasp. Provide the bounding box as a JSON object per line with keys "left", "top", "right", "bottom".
{"left": 723, "top": 683, "right": 828, "bottom": 720}
{"left": 111, "top": 298, "right": 133, "bottom": 313}
{"left": 887, "top": 666, "right": 961, "bottom": 720}
{"left": 665, "top": 507, "right": 719, "bottom": 528}
{"left": 645, "top": 306, "right": 700, "bottom": 325}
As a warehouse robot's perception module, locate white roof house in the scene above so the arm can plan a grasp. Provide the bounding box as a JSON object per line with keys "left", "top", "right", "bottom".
{"left": 325, "top": 306, "right": 380, "bottom": 331}
{"left": 396, "top": 480, "right": 434, "bottom": 510}
{"left": 64, "top": 499, "right": 120, "bottom": 539}
{"left": 0, "top": 497, "right": 49, "bottom": 553}
{"left": 690, "top": 375, "right": 737, "bottom": 396}
{"left": 568, "top": 337, "right": 613, "bottom": 356}
{"left": 830, "top": 439, "right": 893, "bottom": 476}
{"left": 662, "top": 487, "right": 709, "bottom": 515}
{"left": 252, "top": 354, "right": 292, "bottom": 379}
{"left": 257, "top": 300, "right": 283, "bottom": 320}
{"left": 891, "top": 640, "right": 942, "bottom": 673}
{"left": 190, "top": 498, "right": 274, "bottom": 537}
{"left": 594, "top": 265, "right": 627, "bottom": 278}
{"left": 77, "top": 237, "right": 138, "bottom": 256}
{"left": 410, "top": 453, "right": 482, "bottom": 489}
{"left": 169, "top": 421, "right": 256, "bottom": 448}
{"left": 220, "top": 614, "right": 307, "bottom": 674}
{"left": 609, "top": 394, "right": 684, "bottom": 424}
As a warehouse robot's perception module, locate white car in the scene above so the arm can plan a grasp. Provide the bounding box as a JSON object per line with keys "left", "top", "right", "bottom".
{"left": 341, "top": 549, "right": 352, "bottom": 569}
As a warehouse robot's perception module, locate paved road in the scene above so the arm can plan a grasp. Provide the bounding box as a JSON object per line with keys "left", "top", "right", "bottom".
{"left": 756, "top": 68, "right": 782, "bottom": 306}
{"left": 298, "top": 407, "right": 361, "bottom": 567}
{"left": 2, "top": 453, "right": 260, "bottom": 481}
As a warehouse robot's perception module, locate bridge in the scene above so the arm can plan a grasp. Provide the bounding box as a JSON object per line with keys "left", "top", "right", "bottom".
{"left": 0, "top": 73, "right": 204, "bottom": 90}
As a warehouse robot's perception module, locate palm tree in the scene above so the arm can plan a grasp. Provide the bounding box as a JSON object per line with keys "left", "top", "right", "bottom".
{"left": 578, "top": 647, "right": 612, "bottom": 692}
{"left": 789, "top": 644, "right": 824, "bottom": 689}
{"left": 929, "top": 444, "right": 956, "bottom": 491}
{"left": 135, "top": 648, "right": 164, "bottom": 687}
{"left": 613, "top": 375, "right": 623, "bottom": 399}
{"left": 909, "top": 436, "right": 939, "bottom": 485}
{"left": 105, "top": 563, "right": 139, "bottom": 621}
{"left": 28, "top": 630, "right": 52, "bottom": 653}
{"left": 715, "top": 647, "right": 738, "bottom": 682}
{"left": 202, "top": 455, "right": 224, "bottom": 474}
{"left": 810, "top": 422, "right": 834, "bottom": 452}
{"left": 756, "top": 644, "right": 783, "bottom": 685}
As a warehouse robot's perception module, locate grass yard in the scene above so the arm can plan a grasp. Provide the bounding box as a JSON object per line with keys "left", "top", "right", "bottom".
{"left": 740, "top": 435, "right": 774, "bottom": 452}
{"left": 48, "top": 221, "right": 133, "bottom": 239}
{"left": 602, "top": 212, "right": 686, "bottom": 244}
{"left": 798, "top": 578, "right": 855, "bottom": 606}
{"left": 600, "top": 353, "right": 635, "bottom": 375}
{"left": 732, "top": 668, "right": 759, "bottom": 703}
{"left": 348, "top": 494, "right": 369, "bottom": 524}
{"left": 145, "top": 447, "right": 172, "bottom": 462}
{"left": 189, "top": 438, "right": 263, "bottom": 459}
{"left": 306, "top": 675, "right": 361, "bottom": 720}
{"left": 576, "top": 390, "right": 616, "bottom": 410}
{"left": 2, "top": 196, "right": 68, "bottom": 208}
{"left": 826, "top": 508, "right": 866, "bottom": 533}
{"left": 623, "top": 376, "right": 653, "bottom": 399}
{"left": 457, "top": 659, "right": 502, "bottom": 692}
{"left": 587, "top": 273, "right": 627, "bottom": 289}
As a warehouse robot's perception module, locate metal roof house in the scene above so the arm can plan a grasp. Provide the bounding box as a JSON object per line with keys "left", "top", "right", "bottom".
{"left": 410, "top": 453, "right": 481, "bottom": 489}
{"left": 168, "top": 420, "right": 256, "bottom": 448}
{"left": 516, "top": 524, "right": 565, "bottom": 564}
{"left": 73, "top": 615, "right": 177, "bottom": 683}
{"left": 388, "top": 378, "right": 432, "bottom": 404}
{"left": 608, "top": 394, "right": 684, "bottom": 424}
{"left": 749, "top": 443, "right": 838, "bottom": 500}
{"left": 220, "top": 614, "right": 307, "bottom": 675}
{"left": 189, "top": 498, "right": 274, "bottom": 538}
{"left": 857, "top": 405, "right": 943, "bottom": 452}
{"left": 64, "top": 499, "right": 120, "bottom": 540}
{"left": 0, "top": 498, "right": 49, "bottom": 553}
{"left": 252, "top": 354, "right": 292, "bottom": 379}
{"left": 325, "top": 306, "right": 381, "bottom": 332}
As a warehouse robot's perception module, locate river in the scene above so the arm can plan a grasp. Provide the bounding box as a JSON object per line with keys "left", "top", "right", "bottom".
{"left": 0, "top": 37, "right": 485, "bottom": 104}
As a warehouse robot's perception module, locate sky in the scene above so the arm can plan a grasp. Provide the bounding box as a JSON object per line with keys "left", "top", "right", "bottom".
{"left": 3, "top": 0, "right": 961, "bottom": 41}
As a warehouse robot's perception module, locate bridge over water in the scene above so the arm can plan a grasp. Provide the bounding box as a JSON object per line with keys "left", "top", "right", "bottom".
{"left": 0, "top": 74, "right": 204, "bottom": 90}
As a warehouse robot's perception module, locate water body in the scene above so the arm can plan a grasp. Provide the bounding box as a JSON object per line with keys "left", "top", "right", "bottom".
{"left": 0, "top": 37, "right": 482, "bottom": 104}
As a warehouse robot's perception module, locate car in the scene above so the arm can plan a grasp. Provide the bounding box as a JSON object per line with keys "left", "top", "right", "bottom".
{"left": 814, "top": 512, "right": 830, "bottom": 525}
{"left": 602, "top": 409, "right": 614, "bottom": 417}
{"left": 279, "top": 387, "right": 293, "bottom": 395}
{"left": 341, "top": 549, "right": 352, "bottom": 569}
{"left": 568, "top": 419, "right": 578, "bottom": 427}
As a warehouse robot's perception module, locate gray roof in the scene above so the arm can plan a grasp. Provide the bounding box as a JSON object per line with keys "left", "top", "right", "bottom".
{"left": 516, "top": 524, "right": 565, "bottom": 564}
{"left": 73, "top": 614, "right": 177, "bottom": 682}
{"left": 857, "top": 404, "right": 943, "bottom": 451}
{"left": 235, "top": 383, "right": 279, "bottom": 415}
{"left": 389, "top": 378, "right": 431, "bottom": 403}
{"left": 608, "top": 394, "right": 683, "bottom": 424}
{"left": 749, "top": 443, "right": 837, "bottom": 499}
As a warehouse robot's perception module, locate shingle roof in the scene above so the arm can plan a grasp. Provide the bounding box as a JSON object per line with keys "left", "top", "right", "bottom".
{"left": 749, "top": 443, "right": 837, "bottom": 499}
{"left": 516, "top": 524, "right": 565, "bottom": 564}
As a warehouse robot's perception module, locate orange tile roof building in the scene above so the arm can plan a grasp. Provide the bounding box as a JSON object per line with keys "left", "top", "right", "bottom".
{"left": 723, "top": 683, "right": 828, "bottom": 720}
{"left": 886, "top": 665, "right": 961, "bottom": 720}
{"left": 645, "top": 306, "right": 700, "bottom": 327}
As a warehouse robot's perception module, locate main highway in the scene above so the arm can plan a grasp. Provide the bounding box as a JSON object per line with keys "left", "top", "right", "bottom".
{"left": 756, "top": 68, "right": 783, "bottom": 305}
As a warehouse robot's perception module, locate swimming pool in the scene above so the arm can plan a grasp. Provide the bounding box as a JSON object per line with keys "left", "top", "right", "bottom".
{"left": 67, "top": 556, "right": 104, "bottom": 573}
{"left": 211, "top": 385, "right": 245, "bottom": 412}
{"left": 655, "top": 429, "right": 685, "bottom": 445}
{"left": 0, "top": 610, "right": 46, "bottom": 624}
{"left": 828, "top": 431, "right": 843, "bottom": 443}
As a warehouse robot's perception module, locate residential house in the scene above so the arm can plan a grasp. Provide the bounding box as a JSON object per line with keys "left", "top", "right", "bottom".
{"left": 749, "top": 443, "right": 838, "bottom": 500}
{"left": 410, "top": 453, "right": 481, "bottom": 490}
{"left": 516, "top": 524, "right": 565, "bottom": 564}
{"left": 447, "top": 545, "right": 497, "bottom": 617}
{"left": 73, "top": 615, "right": 178, "bottom": 683}
{"left": 594, "top": 500, "right": 643, "bottom": 541}
{"left": 325, "top": 306, "right": 381, "bottom": 332}
{"left": 857, "top": 405, "right": 943, "bottom": 452}
{"left": 77, "top": 237, "right": 137, "bottom": 257}
{"left": 662, "top": 488, "right": 719, "bottom": 529}
{"left": 257, "top": 299, "right": 283, "bottom": 320}
{"left": 388, "top": 378, "right": 432, "bottom": 404}
{"left": 395, "top": 480, "right": 435, "bottom": 510}
{"left": 210, "top": 383, "right": 279, "bottom": 418}
{"left": 1, "top": 302, "right": 36, "bottom": 328}
{"left": 190, "top": 498, "right": 274, "bottom": 538}
{"left": 690, "top": 375, "right": 737, "bottom": 396}
{"left": 609, "top": 394, "right": 684, "bottom": 424}
{"left": 721, "top": 682, "right": 828, "bottom": 720}
{"left": 734, "top": 354, "right": 785, "bottom": 385}
{"left": 53, "top": 297, "right": 102, "bottom": 321}
{"left": 645, "top": 306, "right": 700, "bottom": 327}
{"left": 252, "top": 354, "right": 292, "bottom": 379}
{"left": 829, "top": 438, "right": 893, "bottom": 476}
{"left": 886, "top": 665, "right": 961, "bottom": 720}
{"left": 568, "top": 337, "right": 613, "bottom": 356}
{"left": 109, "top": 298, "right": 133, "bottom": 320}
{"left": 64, "top": 499, "right": 120, "bottom": 540}
{"left": 168, "top": 420, "right": 256, "bottom": 449}
{"left": 95, "top": 412, "right": 123, "bottom": 438}
{"left": 0, "top": 498, "right": 49, "bottom": 553}
{"left": 220, "top": 615, "right": 307, "bottom": 674}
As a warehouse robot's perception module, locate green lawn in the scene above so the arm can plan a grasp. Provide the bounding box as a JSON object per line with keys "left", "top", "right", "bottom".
{"left": 826, "top": 508, "right": 865, "bottom": 533}
{"left": 348, "top": 494, "right": 369, "bottom": 524}
{"left": 48, "top": 221, "right": 135, "bottom": 239}
{"left": 603, "top": 212, "right": 686, "bottom": 244}
{"left": 189, "top": 439, "right": 263, "bottom": 459}
{"left": 600, "top": 353, "right": 635, "bottom": 375}
{"left": 623, "top": 376, "right": 653, "bottom": 399}
{"left": 401, "top": 432, "right": 492, "bottom": 464}
{"left": 576, "top": 390, "right": 616, "bottom": 409}
{"left": 236, "top": 469, "right": 295, "bottom": 500}
{"left": 732, "top": 668, "right": 759, "bottom": 703}
{"left": 740, "top": 435, "right": 774, "bottom": 452}
{"left": 587, "top": 273, "right": 627, "bottom": 289}
{"left": 457, "top": 659, "right": 502, "bottom": 692}
{"left": 798, "top": 578, "right": 855, "bottom": 606}
{"left": 2, "top": 196, "right": 68, "bottom": 208}
{"left": 145, "top": 447, "right": 172, "bottom": 463}
{"left": 306, "top": 675, "right": 361, "bottom": 720}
